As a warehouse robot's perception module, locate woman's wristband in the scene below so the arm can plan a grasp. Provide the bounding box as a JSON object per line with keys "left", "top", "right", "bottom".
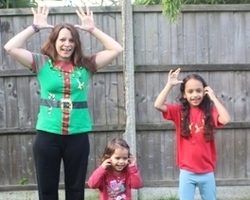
{"left": 31, "top": 24, "right": 40, "bottom": 33}
{"left": 88, "top": 27, "right": 95, "bottom": 34}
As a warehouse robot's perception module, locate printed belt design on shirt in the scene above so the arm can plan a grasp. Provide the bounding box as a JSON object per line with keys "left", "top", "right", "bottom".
{"left": 40, "top": 99, "right": 88, "bottom": 111}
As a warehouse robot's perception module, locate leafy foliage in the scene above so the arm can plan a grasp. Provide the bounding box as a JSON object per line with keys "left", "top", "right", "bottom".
{"left": 184, "top": 0, "right": 250, "bottom": 3}
{"left": 0, "top": 0, "right": 37, "bottom": 8}
{"left": 162, "top": 0, "right": 181, "bottom": 21}
{"left": 133, "top": 0, "right": 250, "bottom": 21}
{"left": 20, "top": 178, "right": 28, "bottom": 185}
{"left": 133, "top": 0, "right": 162, "bottom": 5}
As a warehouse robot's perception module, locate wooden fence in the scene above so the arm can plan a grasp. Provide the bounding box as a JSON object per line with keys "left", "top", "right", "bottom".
{"left": 0, "top": 4, "right": 250, "bottom": 191}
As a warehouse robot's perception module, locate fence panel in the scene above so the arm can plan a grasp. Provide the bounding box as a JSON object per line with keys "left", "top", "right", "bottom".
{"left": 0, "top": 5, "right": 250, "bottom": 191}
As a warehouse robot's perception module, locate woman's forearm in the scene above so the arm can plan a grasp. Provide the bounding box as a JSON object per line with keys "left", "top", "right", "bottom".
{"left": 4, "top": 25, "right": 38, "bottom": 68}
{"left": 89, "top": 27, "right": 123, "bottom": 69}
{"left": 4, "top": 26, "right": 36, "bottom": 52}
{"left": 90, "top": 27, "right": 123, "bottom": 53}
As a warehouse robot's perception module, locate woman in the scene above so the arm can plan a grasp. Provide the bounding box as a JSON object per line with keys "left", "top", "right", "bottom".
{"left": 4, "top": 5, "right": 123, "bottom": 200}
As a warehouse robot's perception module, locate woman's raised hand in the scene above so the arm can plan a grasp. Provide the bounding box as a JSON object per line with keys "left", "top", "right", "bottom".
{"left": 75, "top": 6, "right": 95, "bottom": 32}
{"left": 167, "top": 68, "right": 183, "bottom": 86}
{"left": 31, "top": 6, "right": 54, "bottom": 29}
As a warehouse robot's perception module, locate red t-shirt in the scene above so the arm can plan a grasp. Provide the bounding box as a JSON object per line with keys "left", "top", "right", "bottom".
{"left": 162, "top": 104, "right": 222, "bottom": 173}
{"left": 88, "top": 165, "right": 143, "bottom": 200}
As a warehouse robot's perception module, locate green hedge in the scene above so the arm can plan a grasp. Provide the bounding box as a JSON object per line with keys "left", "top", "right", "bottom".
{"left": 184, "top": 0, "right": 250, "bottom": 3}
{"left": 133, "top": 0, "right": 250, "bottom": 21}
{"left": 0, "top": 0, "right": 37, "bottom": 8}
{"left": 133, "top": 0, "right": 250, "bottom": 5}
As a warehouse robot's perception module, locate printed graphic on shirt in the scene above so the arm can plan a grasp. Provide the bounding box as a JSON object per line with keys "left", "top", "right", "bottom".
{"left": 189, "top": 119, "right": 204, "bottom": 134}
{"left": 107, "top": 179, "right": 126, "bottom": 200}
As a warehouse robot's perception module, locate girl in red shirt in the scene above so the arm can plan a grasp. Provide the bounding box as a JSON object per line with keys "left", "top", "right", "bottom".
{"left": 88, "top": 138, "right": 143, "bottom": 200}
{"left": 154, "top": 68, "right": 230, "bottom": 200}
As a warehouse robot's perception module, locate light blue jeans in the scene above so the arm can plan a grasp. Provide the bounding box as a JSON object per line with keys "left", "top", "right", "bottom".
{"left": 179, "top": 169, "right": 216, "bottom": 200}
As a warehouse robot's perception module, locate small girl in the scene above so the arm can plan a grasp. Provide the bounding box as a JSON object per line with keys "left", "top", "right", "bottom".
{"left": 88, "top": 138, "right": 143, "bottom": 200}
{"left": 154, "top": 68, "right": 230, "bottom": 200}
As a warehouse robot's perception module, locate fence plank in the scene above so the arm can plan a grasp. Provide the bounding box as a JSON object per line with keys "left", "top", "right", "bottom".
{"left": 117, "top": 73, "right": 125, "bottom": 124}
{"left": 20, "top": 134, "right": 36, "bottom": 184}
{"left": 134, "top": 13, "right": 146, "bottom": 65}
{"left": 105, "top": 73, "right": 119, "bottom": 124}
{"left": 92, "top": 73, "right": 107, "bottom": 125}
{"left": 234, "top": 130, "right": 247, "bottom": 178}
{"left": 135, "top": 73, "right": 147, "bottom": 123}
{"left": 183, "top": 13, "right": 196, "bottom": 64}
{"left": 0, "top": 136, "right": 10, "bottom": 185}
{"left": 5, "top": 77, "right": 18, "bottom": 128}
{"left": 234, "top": 12, "right": 246, "bottom": 63}
{"left": 195, "top": 12, "right": 209, "bottom": 63}
{"left": 0, "top": 78, "right": 6, "bottom": 128}
{"left": 16, "top": 77, "right": 31, "bottom": 128}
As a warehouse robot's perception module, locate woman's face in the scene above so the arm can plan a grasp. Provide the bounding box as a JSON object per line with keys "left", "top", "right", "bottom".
{"left": 55, "top": 28, "right": 75, "bottom": 61}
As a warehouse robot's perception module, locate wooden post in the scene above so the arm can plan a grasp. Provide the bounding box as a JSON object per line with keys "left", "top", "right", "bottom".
{"left": 121, "top": 0, "right": 138, "bottom": 199}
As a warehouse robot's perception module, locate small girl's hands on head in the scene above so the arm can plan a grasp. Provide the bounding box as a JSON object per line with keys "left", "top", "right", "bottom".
{"left": 204, "top": 86, "right": 216, "bottom": 101}
{"left": 128, "top": 155, "right": 136, "bottom": 167}
{"left": 167, "top": 68, "right": 183, "bottom": 86}
{"left": 101, "top": 158, "right": 111, "bottom": 169}
{"left": 31, "top": 5, "right": 54, "bottom": 29}
{"left": 75, "top": 5, "right": 95, "bottom": 32}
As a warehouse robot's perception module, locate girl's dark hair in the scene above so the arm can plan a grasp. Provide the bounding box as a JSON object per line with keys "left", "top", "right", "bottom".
{"left": 41, "top": 23, "right": 96, "bottom": 74}
{"left": 178, "top": 74, "right": 214, "bottom": 142}
{"left": 100, "top": 138, "right": 130, "bottom": 165}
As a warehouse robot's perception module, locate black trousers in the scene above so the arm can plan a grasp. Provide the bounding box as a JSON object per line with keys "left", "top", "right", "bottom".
{"left": 33, "top": 130, "right": 90, "bottom": 200}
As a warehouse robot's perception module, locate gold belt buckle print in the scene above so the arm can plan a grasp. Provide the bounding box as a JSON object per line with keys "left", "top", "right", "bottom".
{"left": 60, "top": 98, "right": 73, "bottom": 111}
